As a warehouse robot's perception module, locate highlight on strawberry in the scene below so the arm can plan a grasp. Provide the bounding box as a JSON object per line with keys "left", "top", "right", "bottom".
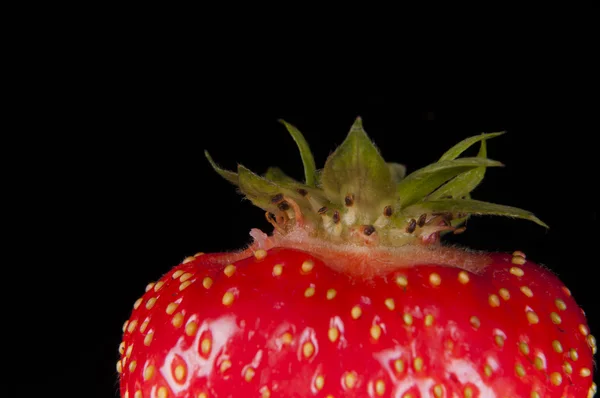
{"left": 118, "top": 118, "right": 596, "bottom": 397}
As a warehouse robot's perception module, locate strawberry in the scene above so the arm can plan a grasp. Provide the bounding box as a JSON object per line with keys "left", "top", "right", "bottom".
{"left": 118, "top": 118, "right": 596, "bottom": 397}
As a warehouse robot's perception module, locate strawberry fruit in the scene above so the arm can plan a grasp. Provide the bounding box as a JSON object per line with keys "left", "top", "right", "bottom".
{"left": 118, "top": 118, "right": 596, "bottom": 397}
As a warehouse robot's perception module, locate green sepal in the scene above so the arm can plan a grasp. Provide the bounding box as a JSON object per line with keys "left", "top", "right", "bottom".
{"left": 402, "top": 199, "right": 548, "bottom": 228}
{"left": 279, "top": 120, "right": 317, "bottom": 187}
{"left": 439, "top": 132, "right": 505, "bottom": 161}
{"left": 204, "top": 151, "right": 238, "bottom": 185}
{"left": 264, "top": 167, "right": 300, "bottom": 186}
{"left": 388, "top": 163, "right": 407, "bottom": 183}
{"left": 428, "top": 135, "right": 490, "bottom": 200}
{"left": 237, "top": 165, "right": 283, "bottom": 210}
{"left": 397, "top": 158, "right": 504, "bottom": 208}
{"left": 320, "top": 117, "right": 394, "bottom": 211}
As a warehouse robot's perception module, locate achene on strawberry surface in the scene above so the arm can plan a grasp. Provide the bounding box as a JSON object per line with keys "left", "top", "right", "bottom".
{"left": 118, "top": 118, "right": 596, "bottom": 397}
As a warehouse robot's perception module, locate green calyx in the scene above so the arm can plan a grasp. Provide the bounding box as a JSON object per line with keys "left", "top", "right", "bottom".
{"left": 205, "top": 117, "right": 547, "bottom": 247}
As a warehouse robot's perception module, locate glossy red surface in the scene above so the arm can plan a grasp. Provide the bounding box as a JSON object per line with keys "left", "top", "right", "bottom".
{"left": 119, "top": 249, "right": 595, "bottom": 397}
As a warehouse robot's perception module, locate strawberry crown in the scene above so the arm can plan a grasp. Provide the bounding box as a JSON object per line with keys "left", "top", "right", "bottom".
{"left": 206, "top": 117, "right": 547, "bottom": 247}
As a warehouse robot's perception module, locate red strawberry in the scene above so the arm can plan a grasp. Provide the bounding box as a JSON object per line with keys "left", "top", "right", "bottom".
{"left": 118, "top": 118, "right": 596, "bottom": 397}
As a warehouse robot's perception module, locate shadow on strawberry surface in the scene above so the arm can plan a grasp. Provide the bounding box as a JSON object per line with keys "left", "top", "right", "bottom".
{"left": 117, "top": 118, "right": 596, "bottom": 397}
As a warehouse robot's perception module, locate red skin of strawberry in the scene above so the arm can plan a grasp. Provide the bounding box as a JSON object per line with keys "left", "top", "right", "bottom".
{"left": 118, "top": 248, "right": 596, "bottom": 397}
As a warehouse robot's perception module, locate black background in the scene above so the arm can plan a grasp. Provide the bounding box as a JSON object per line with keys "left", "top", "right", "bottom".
{"left": 88, "top": 96, "right": 598, "bottom": 397}
{"left": 26, "top": 53, "right": 597, "bottom": 395}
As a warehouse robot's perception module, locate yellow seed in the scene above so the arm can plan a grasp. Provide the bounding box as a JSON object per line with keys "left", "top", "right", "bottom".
{"left": 562, "top": 286, "right": 571, "bottom": 296}
{"left": 531, "top": 392, "right": 540, "bottom": 398}
{"left": 563, "top": 361, "right": 573, "bottom": 374}
{"left": 343, "top": 371, "right": 357, "bottom": 389}
{"left": 384, "top": 298, "right": 395, "bottom": 310}
{"left": 304, "top": 286, "right": 315, "bottom": 297}
{"left": 396, "top": 275, "right": 408, "bottom": 287}
{"left": 223, "top": 265, "right": 236, "bottom": 277}
{"left": 351, "top": 305, "right": 362, "bottom": 319}
{"left": 511, "top": 255, "right": 526, "bottom": 265}
{"left": 424, "top": 314, "right": 434, "bottom": 327}
{"left": 458, "top": 271, "right": 469, "bottom": 284}
{"left": 315, "top": 375, "right": 325, "bottom": 390}
{"left": 568, "top": 348, "right": 578, "bottom": 361}
{"left": 515, "top": 363, "right": 525, "bottom": 377}
{"left": 370, "top": 324, "right": 382, "bottom": 340}
{"left": 470, "top": 316, "right": 480, "bottom": 329}
{"left": 499, "top": 288, "right": 510, "bottom": 300}
{"left": 281, "top": 332, "right": 293, "bottom": 345}
{"left": 519, "top": 341, "right": 530, "bottom": 355}
{"left": 495, "top": 335, "right": 505, "bottom": 347}
{"left": 484, "top": 364, "right": 493, "bottom": 377}
{"left": 186, "top": 321, "right": 198, "bottom": 336}
{"left": 166, "top": 302, "right": 178, "bottom": 315}
{"left": 145, "top": 282, "right": 155, "bottom": 292}
{"left": 116, "top": 360, "right": 122, "bottom": 373}
{"left": 254, "top": 249, "right": 267, "bottom": 260}
{"left": 375, "top": 379, "right": 385, "bottom": 396}
{"left": 534, "top": 356, "right": 544, "bottom": 370}
{"left": 222, "top": 291, "right": 235, "bottom": 306}
{"left": 201, "top": 338, "right": 211, "bottom": 355}
{"left": 433, "top": 384, "right": 443, "bottom": 397}
{"left": 133, "top": 298, "right": 143, "bottom": 309}
{"left": 119, "top": 341, "right": 125, "bottom": 354}
{"left": 172, "top": 313, "right": 184, "bottom": 328}
{"left": 202, "top": 277, "right": 213, "bottom": 289}
{"left": 259, "top": 387, "right": 270, "bottom": 398}
{"left": 129, "top": 360, "right": 137, "bottom": 372}
{"left": 244, "top": 367, "right": 255, "bottom": 382}
{"left": 179, "top": 280, "right": 192, "bottom": 291}
{"left": 144, "top": 364, "right": 155, "bottom": 380}
{"left": 182, "top": 256, "right": 195, "bottom": 264}
{"left": 512, "top": 250, "right": 526, "bottom": 258}
{"left": 194, "top": 252, "right": 204, "bottom": 257}
{"left": 552, "top": 340, "right": 563, "bottom": 353}
{"left": 301, "top": 260, "right": 314, "bottom": 273}
{"left": 555, "top": 298, "right": 567, "bottom": 311}
{"left": 302, "top": 341, "right": 315, "bottom": 358}
{"left": 394, "top": 359, "right": 405, "bottom": 373}
{"left": 144, "top": 331, "right": 154, "bottom": 346}
{"left": 526, "top": 310, "right": 539, "bottom": 324}
{"left": 579, "top": 324, "right": 589, "bottom": 336}
{"left": 126, "top": 344, "right": 133, "bottom": 358}
{"left": 587, "top": 334, "right": 597, "bottom": 350}
{"left": 124, "top": 391, "right": 129, "bottom": 398}
{"left": 580, "top": 367, "right": 591, "bottom": 377}
{"left": 140, "top": 319, "right": 149, "bottom": 333}
{"left": 328, "top": 327, "right": 339, "bottom": 342}
{"left": 489, "top": 294, "right": 500, "bottom": 307}
{"left": 326, "top": 289, "right": 337, "bottom": 300}
{"left": 180, "top": 272, "right": 193, "bottom": 282}
{"left": 127, "top": 320, "right": 137, "bottom": 333}
{"left": 157, "top": 386, "right": 168, "bottom": 398}
{"left": 146, "top": 297, "right": 157, "bottom": 310}
{"left": 173, "top": 270, "right": 184, "bottom": 279}
{"left": 134, "top": 391, "right": 142, "bottom": 398}
{"left": 154, "top": 281, "right": 164, "bottom": 292}
{"left": 429, "top": 272, "right": 441, "bottom": 286}
{"left": 403, "top": 313, "right": 413, "bottom": 325}
{"left": 174, "top": 364, "right": 186, "bottom": 381}
{"left": 272, "top": 264, "right": 283, "bottom": 276}
{"left": 520, "top": 286, "right": 533, "bottom": 297}
{"left": 464, "top": 386, "right": 473, "bottom": 398}
{"left": 550, "top": 372, "right": 562, "bottom": 386}
{"left": 219, "top": 359, "right": 231, "bottom": 373}
{"left": 550, "top": 312, "right": 561, "bottom": 324}
{"left": 510, "top": 266, "right": 524, "bottom": 277}
{"left": 413, "top": 357, "right": 423, "bottom": 372}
